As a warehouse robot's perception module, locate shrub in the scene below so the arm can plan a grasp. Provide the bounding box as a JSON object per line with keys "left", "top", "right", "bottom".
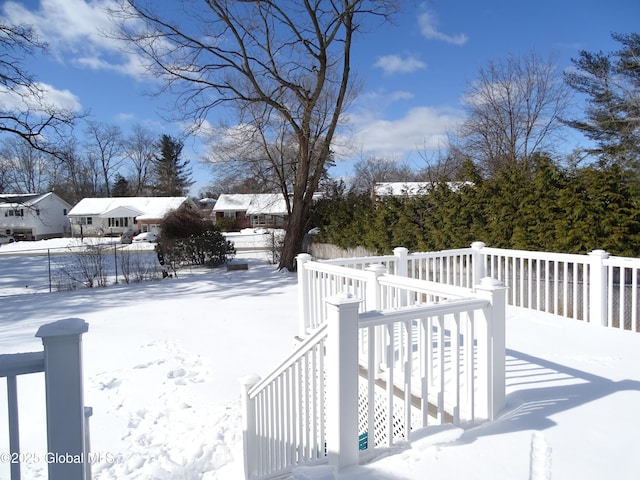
{"left": 157, "top": 229, "right": 236, "bottom": 269}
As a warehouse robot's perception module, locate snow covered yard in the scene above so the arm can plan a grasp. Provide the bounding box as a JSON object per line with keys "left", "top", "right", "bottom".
{"left": 0, "top": 251, "right": 298, "bottom": 479}
{"left": 1, "top": 243, "right": 640, "bottom": 479}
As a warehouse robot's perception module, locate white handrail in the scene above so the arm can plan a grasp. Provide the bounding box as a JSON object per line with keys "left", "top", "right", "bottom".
{"left": 378, "top": 274, "right": 476, "bottom": 299}
{"left": 248, "top": 323, "right": 328, "bottom": 398}
{"left": 359, "top": 298, "right": 489, "bottom": 327}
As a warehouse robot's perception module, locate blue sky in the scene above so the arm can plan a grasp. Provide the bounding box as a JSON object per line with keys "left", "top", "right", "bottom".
{"left": 1, "top": 0, "right": 639, "bottom": 194}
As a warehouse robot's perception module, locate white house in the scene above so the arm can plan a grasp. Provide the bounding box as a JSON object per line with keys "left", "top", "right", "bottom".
{"left": 67, "top": 196, "right": 194, "bottom": 237}
{"left": 212, "top": 193, "right": 289, "bottom": 229}
{"left": 0, "top": 192, "right": 72, "bottom": 240}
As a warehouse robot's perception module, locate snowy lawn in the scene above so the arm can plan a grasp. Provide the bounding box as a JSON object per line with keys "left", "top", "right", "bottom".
{"left": 1, "top": 242, "right": 640, "bottom": 479}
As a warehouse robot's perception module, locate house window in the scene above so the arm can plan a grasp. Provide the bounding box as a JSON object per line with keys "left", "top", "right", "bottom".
{"left": 223, "top": 211, "right": 235, "bottom": 218}
{"left": 251, "top": 215, "right": 268, "bottom": 226}
{"left": 36, "top": 209, "right": 40, "bottom": 216}
{"left": 14, "top": 209, "right": 23, "bottom": 217}
{"left": 108, "top": 217, "right": 129, "bottom": 228}
{"left": 63, "top": 209, "right": 67, "bottom": 216}
{"left": 79, "top": 216, "right": 93, "bottom": 225}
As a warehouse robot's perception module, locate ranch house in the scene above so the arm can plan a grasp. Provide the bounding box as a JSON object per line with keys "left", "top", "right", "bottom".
{"left": 67, "top": 196, "right": 195, "bottom": 237}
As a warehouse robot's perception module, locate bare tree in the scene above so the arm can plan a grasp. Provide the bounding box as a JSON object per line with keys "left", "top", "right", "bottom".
{"left": 110, "top": 0, "right": 399, "bottom": 270}
{"left": 456, "top": 52, "right": 571, "bottom": 177}
{"left": 0, "top": 23, "right": 77, "bottom": 155}
{"left": 84, "top": 121, "right": 124, "bottom": 197}
{"left": 350, "top": 156, "right": 416, "bottom": 193}
{"left": 0, "top": 137, "right": 51, "bottom": 192}
{"left": 205, "top": 119, "right": 315, "bottom": 198}
{"left": 51, "top": 137, "right": 98, "bottom": 204}
{"left": 123, "top": 123, "right": 155, "bottom": 195}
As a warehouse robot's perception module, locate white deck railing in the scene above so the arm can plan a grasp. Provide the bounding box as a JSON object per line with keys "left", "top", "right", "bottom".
{"left": 315, "top": 242, "right": 640, "bottom": 332}
{"left": 242, "top": 241, "right": 640, "bottom": 479}
{"left": 242, "top": 258, "right": 507, "bottom": 479}
{"left": 0, "top": 318, "right": 91, "bottom": 480}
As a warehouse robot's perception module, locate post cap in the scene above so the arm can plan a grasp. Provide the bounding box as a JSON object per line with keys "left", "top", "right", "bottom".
{"left": 239, "top": 373, "right": 262, "bottom": 387}
{"left": 365, "top": 263, "right": 387, "bottom": 273}
{"left": 478, "top": 277, "right": 504, "bottom": 287}
{"left": 325, "top": 292, "right": 362, "bottom": 306}
{"left": 36, "top": 318, "right": 89, "bottom": 338}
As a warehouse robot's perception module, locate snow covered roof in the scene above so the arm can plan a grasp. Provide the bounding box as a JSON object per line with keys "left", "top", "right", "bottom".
{"left": 214, "top": 194, "right": 288, "bottom": 216}
{"left": 68, "top": 197, "right": 190, "bottom": 220}
{"left": 374, "top": 181, "right": 474, "bottom": 197}
{"left": 0, "top": 192, "right": 70, "bottom": 208}
{"left": 245, "top": 194, "right": 288, "bottom": 216}
{"left": 212, "top": 194, "right": 253, "bottom": 211}
{"left": 101, "top": 205, "right": 144, "bottom": 218}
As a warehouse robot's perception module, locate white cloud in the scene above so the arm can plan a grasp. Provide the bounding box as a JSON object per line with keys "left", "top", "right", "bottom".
{"left": 336, "top": 105, "right": 463, "bottom": 160}
{"left": 1, "top": 0, "right": 148, "bottom": 79}
{"left": 115, "top": 112, "right": 135, "bottom": 122}
{"left": 39, "top": 83, "right": 83, "bottom": 112}
{"left": 374, "top": 54, "right": 426, "bottom": 74}
{"left": 0, "top": 82, "right": 82, "bottom": 113}
{"left": 418, "top": 11, "right": 468, "bottom": 46}
{"left": 357, "top": 89, "right": 414, "bottom": 110}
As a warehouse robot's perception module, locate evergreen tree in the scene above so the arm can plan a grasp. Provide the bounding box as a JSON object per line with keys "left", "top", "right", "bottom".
{"left": 509, "top": 156, "right": 566, "bottom": 251}
{"left": 557, "top": 164, "right": 640, "bottom": 256}
{"left": 112, "top": 173, "right": 131, "bottom": 197}
{"left": 151, "top": 135, "right": 194, "bottom": 196}
{"left": 564, "top": 32, "right": 640, "bottom": 170}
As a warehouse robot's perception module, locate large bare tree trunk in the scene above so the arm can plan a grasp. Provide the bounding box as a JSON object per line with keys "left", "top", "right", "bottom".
{"left": 280, "top": 205, "right": 308, "bottom": 271}
{"left": 111, "top": 1, "right": 399, "bottom": 270}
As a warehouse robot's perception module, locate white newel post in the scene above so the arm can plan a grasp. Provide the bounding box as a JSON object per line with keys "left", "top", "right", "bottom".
{"left": 297, "top": 253, "right": 313, "bottom": 338}
{"left": 325, "top": 293, "right": 361, "bottom": 470}
{"left": 364, "top": 264, "right": 387, "bottom": 310}
{"left": 36, "top": 318, "right": 89, "bottom": 480}
{"left": 365, "top": 264, "right": 388, "bottom": 372}
{"left": 240, "top": 373, "right": 261, "bottom": 480}
{"left": 393, "top": 247, "right": 409, "bottom": 277}
{"left": 474, "top": 278, "right": 507, "bottom": 421}
{"left": 471, "top": 242, "right": 487, "bottom": 286}
{"left": 588, "top": 249, "right": 610, "bottom": 327}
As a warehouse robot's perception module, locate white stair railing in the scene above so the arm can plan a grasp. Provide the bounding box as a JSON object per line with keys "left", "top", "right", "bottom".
{"left": 241, "top": 323, "right": 330, "bottom": 479}
{"left": 242, "top": 263, "right": 507, "bottom": 479}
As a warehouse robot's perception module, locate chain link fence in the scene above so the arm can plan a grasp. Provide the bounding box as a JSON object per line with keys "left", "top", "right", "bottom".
{"left": 0, "top": 243, "right": 172, "bottom": 297}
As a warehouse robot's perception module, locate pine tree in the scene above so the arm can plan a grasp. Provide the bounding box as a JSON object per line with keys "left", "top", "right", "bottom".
{"left": 564, "top": 32, "right": 640, "bottom": 170}
{"left": 112, "top": 173, "right": 131, "bottom": 197}
{"left": 151, "top": 135, "right": 194, "bottom": 196}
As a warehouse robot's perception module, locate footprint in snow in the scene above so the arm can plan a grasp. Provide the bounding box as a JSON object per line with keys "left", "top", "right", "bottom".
{"left": 167, "top": 368, "right": 186, "bottom": 379}
{"left": 99, "top": 377, "right": 122, "bottom": 390}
